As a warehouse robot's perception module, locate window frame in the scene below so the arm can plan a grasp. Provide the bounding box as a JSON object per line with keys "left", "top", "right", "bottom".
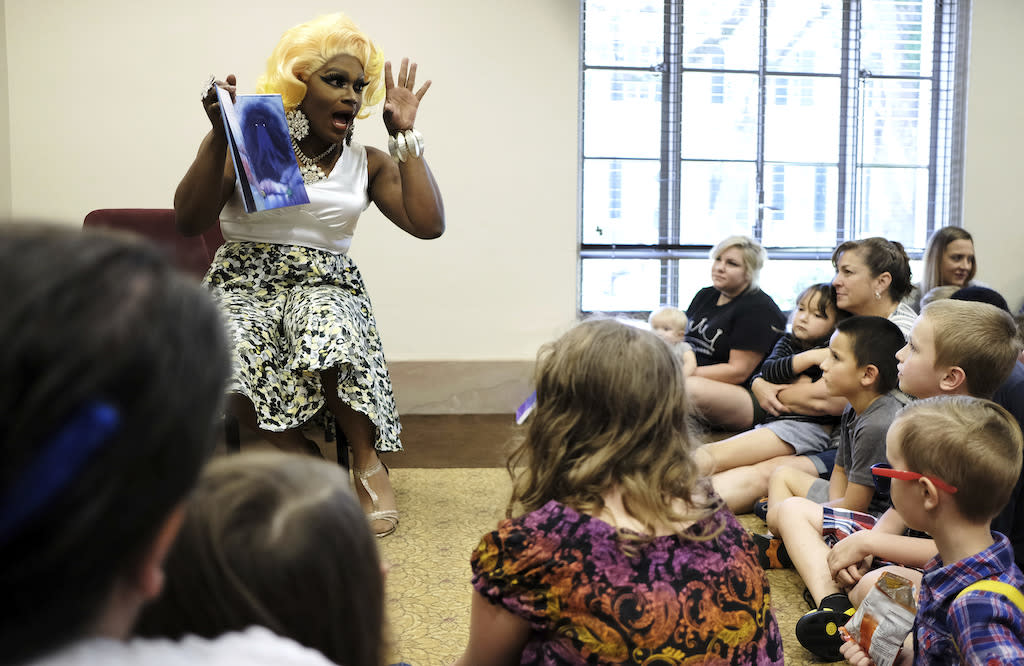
{"left": 578, "top": 0, "right": 971, "bottom": 313}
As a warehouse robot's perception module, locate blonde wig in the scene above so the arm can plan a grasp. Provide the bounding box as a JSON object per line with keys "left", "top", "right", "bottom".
{"left": 894, "top": 396, "right": 1022, "bottom": 523}
{"left": 507, "top": 318, "right": 720, "bottom": 543}
{"left": 256, "top": 13, "right": 386, "bottom": 118}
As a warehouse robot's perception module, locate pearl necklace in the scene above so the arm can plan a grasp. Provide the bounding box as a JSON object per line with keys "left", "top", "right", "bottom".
{"left": 292, "top": 138, "right": 339, "bottom": 185}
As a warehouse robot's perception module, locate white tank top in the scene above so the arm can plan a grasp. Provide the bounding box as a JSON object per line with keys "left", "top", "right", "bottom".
{"left": 219, "top": 141, "right": 370, "bottom": 255}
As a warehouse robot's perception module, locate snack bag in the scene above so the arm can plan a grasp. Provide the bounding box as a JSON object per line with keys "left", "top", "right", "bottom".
{"left": 840, "top": 571, "right": 916, "bottom": 666}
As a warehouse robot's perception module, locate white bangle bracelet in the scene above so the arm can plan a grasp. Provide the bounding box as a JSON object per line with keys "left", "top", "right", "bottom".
{"left": 388, "top": 129, "right": 425, "bottom": 162}
{"left": 404, "top": 129, "right": 423, "bottom": 158}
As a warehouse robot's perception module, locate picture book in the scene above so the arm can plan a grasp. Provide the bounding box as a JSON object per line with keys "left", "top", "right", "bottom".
{"left": 216, "top": 87, "right": 309, "bottom": 213}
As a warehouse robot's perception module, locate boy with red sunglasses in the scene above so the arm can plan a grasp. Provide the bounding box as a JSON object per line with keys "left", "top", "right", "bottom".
{"left": 783, "top": 299, "right": 1022, "bottom": 660}
{"left": 840, "top": 396, "right": 1024, "bottom": 664}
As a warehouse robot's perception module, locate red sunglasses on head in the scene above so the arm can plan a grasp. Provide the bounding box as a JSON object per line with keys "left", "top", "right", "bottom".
{"left": 871, "top": 463, "right": 958, "bottom": 495}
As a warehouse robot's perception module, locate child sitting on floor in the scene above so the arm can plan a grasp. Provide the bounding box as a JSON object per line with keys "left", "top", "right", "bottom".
{"left": 840, "top": 396, "right": 1024, "bottom": 665}
{"left": 135, "top": 451, "right": 390, "bottom": 666}
{"left": 454, "top": 318, "right": 784, "bottom": 665}
{"left": 648, "top": 306, "right": 698, "bottom": 376}
{"left": 763, "top": 316, "right": 908, "bottom": 530}
{"left": 780, "top": 299, "right": 1022, "bottom": 661}
{"left": 704, "top": 282, "right": 849, "bottom": 513}
{"left": 750, "top": 317, "right": 906, "bottom": 583}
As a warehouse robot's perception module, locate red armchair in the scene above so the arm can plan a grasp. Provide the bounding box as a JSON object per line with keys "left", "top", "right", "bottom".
{"left": 82, "top": 209, "right": 224, "bottom": 280}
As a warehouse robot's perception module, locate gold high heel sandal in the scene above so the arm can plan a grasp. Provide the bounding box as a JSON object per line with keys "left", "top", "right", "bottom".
{"left": 354, "top": 460, "right": 399, "bottom": 538}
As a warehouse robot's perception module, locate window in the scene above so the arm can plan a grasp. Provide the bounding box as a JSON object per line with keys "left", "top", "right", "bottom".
{"left": 580, "top": 0, "right": 968, "bottom": 313}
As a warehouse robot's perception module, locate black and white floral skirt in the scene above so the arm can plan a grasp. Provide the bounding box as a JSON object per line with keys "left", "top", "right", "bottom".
{"left": 204, "top": 241, "right": 401, "bottom": 452}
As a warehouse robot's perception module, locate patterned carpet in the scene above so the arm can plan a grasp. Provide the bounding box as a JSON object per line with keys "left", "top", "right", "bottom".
{"left": 377, "top": 468, "right": 843, "bottom": 665}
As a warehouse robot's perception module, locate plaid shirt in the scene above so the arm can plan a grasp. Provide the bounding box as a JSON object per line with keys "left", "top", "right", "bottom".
{"left": 914, "top": 532, "right": 1024, "bottom": 665}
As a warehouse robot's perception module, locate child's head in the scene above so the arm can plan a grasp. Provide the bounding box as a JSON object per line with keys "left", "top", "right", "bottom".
{"left": 919, "top": 284, "right": 959, "bottom": 310}
{"left": 887, "top": 396, "right": 1022, "bottom": 525}
{"left": 508, "top": 318, "right": 711, "bottom": 532}
{"left": 649, "top": 306, "right": 689, "bottom": 345}
{"left": 820, "top": 316, "right": 905, "bottom": 398}
{"left": 791, "top": 282, "right": 844, "bottom": 345}
{"left": 136, "top": 451, "right": 385, "bottom": 666}
{"left": 0, "top": 226, "right": 230, "bottom": 662}
{"left": 897, "top": 300, "right": 1021, "bottom": 399}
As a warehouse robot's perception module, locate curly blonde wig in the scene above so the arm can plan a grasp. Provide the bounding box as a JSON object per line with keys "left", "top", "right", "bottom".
{"left": 256, "top": 13, "right": 385, "bottom": 118}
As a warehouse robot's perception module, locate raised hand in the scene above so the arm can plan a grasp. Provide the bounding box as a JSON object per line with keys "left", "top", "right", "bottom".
{"left": 383, "top": 58, "right": 431, "bottom": 134}
{"left": 201, "top": 74, "right": 237, "bottom": 130}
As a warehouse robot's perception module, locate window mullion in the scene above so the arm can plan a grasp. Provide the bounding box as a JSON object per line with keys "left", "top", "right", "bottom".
{"left": 659, "top": 0, "right": 684, "bottom": 305}
{"left": 754, "top": 0, "right": 768, "bottom": 244}
{"left": 836, "top": 0, "right": 860, "bottom": 244}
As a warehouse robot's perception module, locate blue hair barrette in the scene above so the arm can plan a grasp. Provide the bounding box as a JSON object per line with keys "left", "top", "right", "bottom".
{"left": 0, "top": 402, "right": 120, "bottom": 545}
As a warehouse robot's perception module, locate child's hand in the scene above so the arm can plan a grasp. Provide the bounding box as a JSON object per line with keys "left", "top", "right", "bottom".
{"left": 828, "top": 530, "right": 874, "bottom": 582}
{"left": 839, "top": 635, "right": 876, "bottom": 665}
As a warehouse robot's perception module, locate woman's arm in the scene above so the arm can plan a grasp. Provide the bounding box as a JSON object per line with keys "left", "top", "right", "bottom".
{"left": 452, "top": 591, "right": 531, "bottom": 666}
{"left": 777, "top": 378, "right": 849, "bottom": 416}
{"left": 175, "top": 75, "right": 238, "bottom": 236}
{"left": 367, "top": 59, "right": 444, "bottom": 239}
{"left": 693, "top": 348, "right": 765, "bottom": 385}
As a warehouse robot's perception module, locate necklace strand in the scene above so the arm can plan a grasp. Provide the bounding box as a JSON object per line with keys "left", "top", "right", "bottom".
{"left": 292, "top": 138, "right": 339, "bottom": 185}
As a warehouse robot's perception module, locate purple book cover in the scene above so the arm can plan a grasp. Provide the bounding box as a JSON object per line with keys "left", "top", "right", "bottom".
{"left": 216, "top": 88, "right": 310, "bottom": 213}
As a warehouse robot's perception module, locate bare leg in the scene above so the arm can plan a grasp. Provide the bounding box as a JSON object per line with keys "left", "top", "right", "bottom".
{"left": 712, "top": 453, "right": 819, "bottom": 514}
{"left": 321, "top": 369, "right": 398, "bottom": 537}
{"left": 776, "top": 496, "right": 842, "bottom": 607}
{"left": 685, "top": 376, "right": 755, "bottom": 431}
{"left": 849, "top": 566, "right": 922, "bottom": 606}
{"left": 226, "top": 393, "right": 321, "bottom": 456}
{"left": 766, "top": 466, "right": 821, "bottom": 534}
{"left": 702, "top": 428, "right": 795, "bottom": 473}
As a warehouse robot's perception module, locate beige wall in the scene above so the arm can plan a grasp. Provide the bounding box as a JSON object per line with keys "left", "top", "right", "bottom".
{"left": 1, "top": 0, "right": 1020, "bottom": 370}
{"left": 962, "top": 0, "right": 1024, "bottom": 311}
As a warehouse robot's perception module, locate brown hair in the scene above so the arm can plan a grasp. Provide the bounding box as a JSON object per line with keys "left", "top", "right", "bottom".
{"left": 0, "top": 226, "right": 229, "bottom": 664}
{"left": 834, "top": 316, "right": 905, "bottom": 394}
{"left": 894, "top": 396, "right": 1022, "bottom": 522}
{"left": 921, "top": 227, "right": 975, "bottom": 294}
{"left": 135, "top": 452, "right": 386, "bottom": 666}
{"left": 832, "top": 237, "right": 913, "bottom": 302}
{"left": 922, "top": 300, "right": 1022, "bottom": 399}
{"left": 507, "top": 318, "right": 719, "bottom": 543}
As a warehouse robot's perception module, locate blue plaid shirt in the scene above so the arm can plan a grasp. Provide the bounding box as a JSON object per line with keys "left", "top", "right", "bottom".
{"left": 914, "top": 532, "right": 1024, "bottom": 664}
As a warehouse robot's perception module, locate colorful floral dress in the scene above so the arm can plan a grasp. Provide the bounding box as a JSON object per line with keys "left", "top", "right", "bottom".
{"left": 471, "top": 500, "right": 784, "bottom": 665}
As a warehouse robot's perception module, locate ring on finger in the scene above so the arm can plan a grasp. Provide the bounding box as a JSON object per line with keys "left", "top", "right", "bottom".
{"left": 200, "top": 74, "right": 216, "bottom": 101}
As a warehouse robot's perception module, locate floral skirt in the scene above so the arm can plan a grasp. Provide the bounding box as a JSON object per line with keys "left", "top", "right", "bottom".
{"left": 204, "top": 241, "right": 401, "bottom": 452}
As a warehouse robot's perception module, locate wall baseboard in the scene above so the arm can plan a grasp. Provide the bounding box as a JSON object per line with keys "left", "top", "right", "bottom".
{"left": 389, "top": 361, "right": 533, "bottom": 415}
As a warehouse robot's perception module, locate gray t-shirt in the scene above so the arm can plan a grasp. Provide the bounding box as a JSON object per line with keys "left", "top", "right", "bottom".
{"left": 835, "top": 389, "right": 912, "bottom": 516}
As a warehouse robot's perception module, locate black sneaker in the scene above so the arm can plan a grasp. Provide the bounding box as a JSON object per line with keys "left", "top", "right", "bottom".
{"left": 753, "top": 496, "right": 769, "bottom": 521}
{"left": 795, "top": 594, "right": 855, "bottom": 661}
{"left": 748, "top": 532, "right": 792, "bottom": 569}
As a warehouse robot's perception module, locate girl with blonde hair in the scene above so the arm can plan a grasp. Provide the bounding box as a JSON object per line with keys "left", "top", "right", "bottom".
{"left": 455, "top": 318, "right": 784, "bottom": 665}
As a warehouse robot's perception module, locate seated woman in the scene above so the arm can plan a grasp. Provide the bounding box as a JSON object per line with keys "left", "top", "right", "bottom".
{"left": 0, "top": 227, "right": 332, "bottom": 666}
{"left": 684, "top": 235, "right": 786, "bottom": 430}
{"left": 907, "top": 225, "right": 977, "bottom": 309}
{"left": 454, "top": 319, "right": 783, "bottom": 665}
{"left": 722, "top": 236, "right": 917, "bottom": 515}
{"left": 135, "top": 451, "right": 388, "bottom": 666}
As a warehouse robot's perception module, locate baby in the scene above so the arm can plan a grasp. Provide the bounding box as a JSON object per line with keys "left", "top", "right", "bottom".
{"left": 649, "top": 306, "right": 698, "bottom": 376}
